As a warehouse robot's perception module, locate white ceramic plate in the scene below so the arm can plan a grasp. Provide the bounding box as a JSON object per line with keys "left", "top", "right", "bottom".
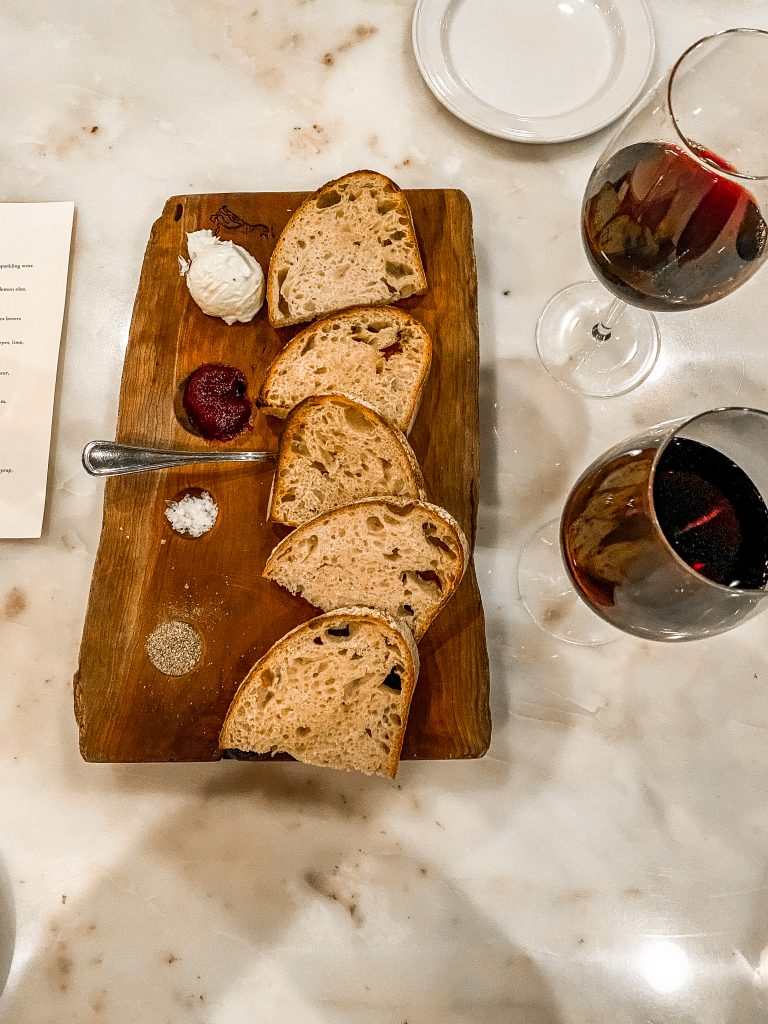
{"left": 412, "top": 0, "right": 655, "bottom": 143}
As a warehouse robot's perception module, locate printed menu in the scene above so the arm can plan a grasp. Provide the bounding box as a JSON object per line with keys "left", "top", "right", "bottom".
{"left": 0, "top": 202, "right": 74, "bottom": 538}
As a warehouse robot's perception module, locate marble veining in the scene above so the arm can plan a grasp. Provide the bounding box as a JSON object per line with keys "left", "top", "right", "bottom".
{"left": 3, "top": 0, "right": 768, "bottom": 1021}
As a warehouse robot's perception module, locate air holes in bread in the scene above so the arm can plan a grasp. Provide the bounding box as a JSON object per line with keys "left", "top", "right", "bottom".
{"left": 380, "top": 341, "right": 403, "bottom": 361}
{"left": 300, "top": 534, "right": 319, "bottom": 560}
{"left": 423, "top": 521, "right": 455, "bottom": 555}
{"left": 367, "top": 515, "right": 384, "bottom": 532}
{"left": 385, "top": 261, "right": 412, "bottom": 280}
{"left": 326, "top": 624, "right": 351, "bottom": 639}
{"left": 316, "top": 189, "right": 342, "bottom": 209}
{"left": 384, "top": 501, "right": 415, "bottom": 517}
{"left": 415, "top": 569, "right": 443, "bottom": 592}
{"left": 343, "top": 677, "right": 366, "bottom": 700}
{"left": 381, "top": 667, "right": 402, "bottom": 692}
{"left": 344, "top": 405, "right": 376, "bottom": 432}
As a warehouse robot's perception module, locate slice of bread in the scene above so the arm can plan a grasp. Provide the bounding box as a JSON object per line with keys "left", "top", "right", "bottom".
{"left": 267, "top": 170, "right": 427, "bottom": 327}
{"left": 219, "top": 607, "right": 419, "bottom": 778}
{"left": 258, "top": 305, "right": 432, "bottom": 434}
{"left": 263, "top": 498, "right": 469, "bottom": 640}
{"left": 269, "top": 394, "right": 426, "bottom": 527}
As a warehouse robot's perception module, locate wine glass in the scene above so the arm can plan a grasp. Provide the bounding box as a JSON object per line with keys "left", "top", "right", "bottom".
{"left": 518, "top": 408, "right": 768, "bottom": 644}
{"left": 536, "top": 29, "right": 768, "bottom": 399}
{"left": 0, "top": 855, "right": 14, "bottom": 998}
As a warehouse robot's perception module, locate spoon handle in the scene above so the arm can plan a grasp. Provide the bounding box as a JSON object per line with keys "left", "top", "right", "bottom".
{"left": 82, "top": 440, "right": 276, "bottom": 477}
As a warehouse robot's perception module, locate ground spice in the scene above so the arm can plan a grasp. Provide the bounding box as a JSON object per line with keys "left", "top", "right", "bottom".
{"left": 145, "top": 620, "right": 202, "bottom": 675}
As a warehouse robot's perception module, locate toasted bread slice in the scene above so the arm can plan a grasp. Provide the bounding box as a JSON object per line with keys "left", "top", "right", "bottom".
{"left": 267, "top": 170, "right": 427, "bottom": 327}
{"left": 258, "top": 305, "right": 432, "bottom": 434}
{"left": 219, "top": 607, "right": 419, "bottom": 778}
{"left": 263, "top": 498, "right": 468, "bottom": 640}
{"left": 269, "top": 394, "right": 426, "bottom": 527}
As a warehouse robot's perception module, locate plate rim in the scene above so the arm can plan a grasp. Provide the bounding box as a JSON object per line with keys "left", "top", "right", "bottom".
{"left": 412, "top": 0, "right": 656, "bottom": 144}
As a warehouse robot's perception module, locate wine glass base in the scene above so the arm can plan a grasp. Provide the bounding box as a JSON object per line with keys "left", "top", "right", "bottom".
{"left": 536, "top": 281, "right": 660, "bottom": 398}
{"left": 517, "top": 519, "right": 620, "bottom": 646}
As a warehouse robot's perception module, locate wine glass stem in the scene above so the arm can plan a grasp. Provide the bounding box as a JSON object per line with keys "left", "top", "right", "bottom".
{"left": 591, "top": 297, "right": 627, "bottom": 342}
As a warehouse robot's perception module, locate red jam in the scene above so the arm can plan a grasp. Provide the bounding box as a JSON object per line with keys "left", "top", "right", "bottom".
{"left": 182, "top": 364, "right": 252, "bottom": 441}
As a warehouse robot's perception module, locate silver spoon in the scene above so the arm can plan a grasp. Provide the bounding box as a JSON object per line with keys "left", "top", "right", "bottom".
{"left": 82, "top": 440, "right": 276, "bottom": 477}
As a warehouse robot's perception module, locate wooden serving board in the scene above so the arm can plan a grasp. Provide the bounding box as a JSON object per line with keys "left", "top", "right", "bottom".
{"left": 74, "top": 189, "right": 490, "bottom": 763}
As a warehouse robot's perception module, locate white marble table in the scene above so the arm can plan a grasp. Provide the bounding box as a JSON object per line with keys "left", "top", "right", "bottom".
{"left": 2, "top": 2, "right": 768, "bottom": 1021}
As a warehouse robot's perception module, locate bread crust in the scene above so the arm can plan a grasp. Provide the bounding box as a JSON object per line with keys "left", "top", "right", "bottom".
{"left": 266, "top": 170, "right": 427, "bottom": 328}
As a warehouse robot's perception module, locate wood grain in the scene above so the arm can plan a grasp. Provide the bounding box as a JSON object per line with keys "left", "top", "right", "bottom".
{"left": 74, "top": 189, "right": 491, "bottom": 763}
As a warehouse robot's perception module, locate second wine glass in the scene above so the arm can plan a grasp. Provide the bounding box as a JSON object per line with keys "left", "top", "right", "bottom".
{"left": 536, "top": 29, "right": 768, "bottom": 399}
{"left": 519, "top": 407, "right": 768, "bottom": 644}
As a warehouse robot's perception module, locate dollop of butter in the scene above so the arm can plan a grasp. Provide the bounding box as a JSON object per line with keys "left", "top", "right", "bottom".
{"left": 181, "top": 229, "right": 264, "bottom": 325}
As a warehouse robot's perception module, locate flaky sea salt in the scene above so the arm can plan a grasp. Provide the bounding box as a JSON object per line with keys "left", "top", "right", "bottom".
{"left": 164, "top": 491, "right": 218, "bottom": 538}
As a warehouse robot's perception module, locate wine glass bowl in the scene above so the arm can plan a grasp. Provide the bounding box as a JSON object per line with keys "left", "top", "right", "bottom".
{"left": 0, "top": 856, "right": 15, "bottom": 998}
{"left": 537, "top": 29, "right": 768, "bottom": 398}
{"left": 559, "top": 408, "right": 768, "bottom": 641}
{"left": 581, "top": 139, "right": 768, "bottom": 312}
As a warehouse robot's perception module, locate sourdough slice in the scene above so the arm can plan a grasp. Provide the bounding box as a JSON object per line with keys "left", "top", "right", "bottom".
{"left": 258, "top": 305, "right": 432, "bottom": 433}
{"left": 263, "top": 498, "right": 469, "bottom": 640}
{"left": 219, "top": 607, "right": 419, "bottom": 778}
{"left": 267, "top": 170, "right": 427, "bottom": 327}
{"left": 269, "top": 394, "right": 426, "bottom": 527}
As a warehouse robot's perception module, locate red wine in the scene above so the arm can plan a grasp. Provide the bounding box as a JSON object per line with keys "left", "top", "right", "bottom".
{"left": 562, "top": 447, "right": 656, "bottom": 610}
{"left": 582, "top": 141, "right": 767, "bottom": 311}
{"left": 562, "top": 437, "right": 768, "bottom": 626}
{"left": 654, "top": 438, "right": 768, "bottom": 589}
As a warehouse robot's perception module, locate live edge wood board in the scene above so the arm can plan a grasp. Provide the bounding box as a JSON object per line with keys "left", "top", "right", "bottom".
{"left": 74, "top": 188, "right": 491, "bottom": 763}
